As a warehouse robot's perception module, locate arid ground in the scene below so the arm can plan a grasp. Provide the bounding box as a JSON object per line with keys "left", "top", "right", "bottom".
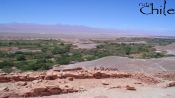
{"left": 0, "top": 38, "right": 175, "bottom": 98}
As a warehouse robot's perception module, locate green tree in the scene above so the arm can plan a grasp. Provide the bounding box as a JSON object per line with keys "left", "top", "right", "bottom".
{"left": 16, "top": 54, "right": 26, "bottom": 61}
{"left": 56, "top": 55, "right": 70, "bottom": 64}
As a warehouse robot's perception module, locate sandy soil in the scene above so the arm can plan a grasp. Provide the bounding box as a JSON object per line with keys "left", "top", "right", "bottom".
{"left": 35, "top": 79, "right": 175, "bottom": 98}
{"left": 0, "top": 69, "right": 175, "bottom": 98}
{"left": 155, "top": 43, "right": 175, "bottom": 55}
{"left": 64, "top": 56, "right": 175, "bottom": 73}
{"left": 36, "top": 87, "right": 175, "bottom": 98}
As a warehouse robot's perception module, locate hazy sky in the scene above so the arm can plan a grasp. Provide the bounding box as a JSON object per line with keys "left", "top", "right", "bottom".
{"left": 0, "top": 0, "right": 175, "bottom": 35}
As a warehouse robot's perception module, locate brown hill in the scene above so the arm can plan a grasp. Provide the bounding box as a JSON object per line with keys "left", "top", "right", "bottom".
{"left": 65, "top": 56, "right": 175, "bottom": 73}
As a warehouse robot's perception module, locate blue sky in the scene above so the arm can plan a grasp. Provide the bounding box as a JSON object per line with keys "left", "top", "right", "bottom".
{"left": 0, "top": 0, "right": 175, "bottom": 35}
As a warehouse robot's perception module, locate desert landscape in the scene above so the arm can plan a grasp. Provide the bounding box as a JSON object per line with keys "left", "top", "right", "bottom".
{"left": 0, "top": 66, "right": 175, "bottom": 98}
{"left": 0, "top": 37, "right": 175, "bottom": 98}
{"left": 0, "top": 0, "right": 175, "bottom": 97}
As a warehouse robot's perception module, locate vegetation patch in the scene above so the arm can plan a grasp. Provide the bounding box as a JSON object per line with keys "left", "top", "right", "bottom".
{"left": 0, "top": 38, "right": 172, "bottom": 72}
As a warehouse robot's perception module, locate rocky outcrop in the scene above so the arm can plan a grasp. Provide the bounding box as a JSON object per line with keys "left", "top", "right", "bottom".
{"left": 16, "top": 81, "right": 27, "bottom": 86}
{"left": 102, "top": 81, "right": 109, "bottom": 85}
{"left": 0, "top": 70, "right": 159, "bottom": 87}
{"left": 20, "top": 84, "right": 78, "bottom": 97}
{"left": 0, "top": 69, "right": 170, "bottom": 97}
{"left": 166, "top": 81, "right": 175, "bottom": 87}
{"left": 53, "top": 67, "right": 83, "bottom": 72}
{"left": 93, "top": 72, "right": 110, "bottom": 79}
{"left": 0, "top": 70, "right": 156, "bottom": 84}
{"left": 67, "top": 77, "right": 74, "bottom": 81}
{"left": 132, "top": 73, "right": 160, "bottom": 84}
{"left": 0, "top": 80, "right": 79, "bottom": 97}
{"left": 125, "top": 85, "right": 136, "bottom": 91}
{"left": 0, "top": 72, "right": 46, "bottom": 82}
{"left": 154, "top": 72, "right": 175, "bottom": 81}
{"left": 163, "top": 81, "right": 175, "bottom": 88}
{"left": 0, "top": 87, "right": 9, "bottom": 92}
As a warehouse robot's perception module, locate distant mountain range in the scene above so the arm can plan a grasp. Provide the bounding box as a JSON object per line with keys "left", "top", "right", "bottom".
{"left": 0, "top": 23, "right": 169, "bottom": 39}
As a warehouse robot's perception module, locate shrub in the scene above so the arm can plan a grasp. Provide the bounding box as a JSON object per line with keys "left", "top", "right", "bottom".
{"left": 16, "top": 59, "right": 52, "bottom": 71}
{"left": 56, "top": 55, "right": 70, "bottom": 65}
{"left": 16, "top": 54, "right": 26, "bottom": 61}
{"left": 2, "top": 66, "right": 13, "bottom": 73}
{"left": 0, "top": 60, "right": 13, "bottom": 69}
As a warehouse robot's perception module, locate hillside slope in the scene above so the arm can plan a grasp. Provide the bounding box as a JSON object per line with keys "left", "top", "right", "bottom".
{"left": 65, "top": 56, "right": 175, "bottom": 73}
